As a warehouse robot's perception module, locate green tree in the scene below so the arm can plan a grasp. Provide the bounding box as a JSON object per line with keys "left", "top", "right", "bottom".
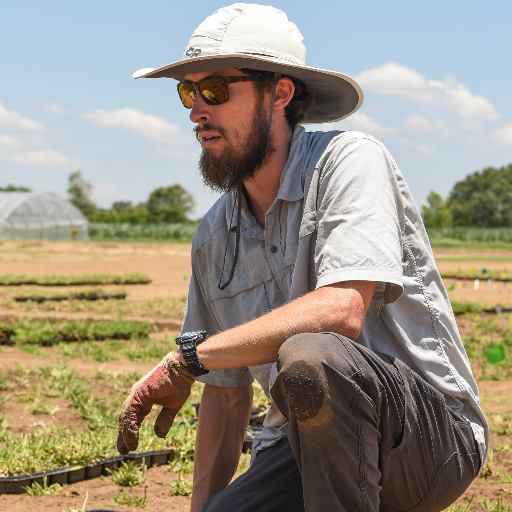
{"left": 421, "top": 191, "right": 453, "bottom": 228}
{"left": 0, "top": 184, "right": 31, "bottom": 192}
{"left": 147, "top": 185, "right": 194, "bottom": 223}
{"left": 448, "top": 164, "right": 512, "bottom": 227}
{"left": 67, "top": 170, "right": 97, "bottom": 219}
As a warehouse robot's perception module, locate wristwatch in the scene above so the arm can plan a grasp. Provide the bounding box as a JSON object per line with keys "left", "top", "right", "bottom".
{"left": 175, "top": 330, "right": 209, "bottom": 376}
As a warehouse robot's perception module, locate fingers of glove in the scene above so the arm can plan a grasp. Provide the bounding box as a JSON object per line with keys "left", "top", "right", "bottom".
{"left": 154, "top": 406, "right": 179, "bottom": 438}
{"left": 117, "top": 429, "right": 129, "bottom": 455}
{"left": 118, "top": 390, "right": 153, "bottom": 453}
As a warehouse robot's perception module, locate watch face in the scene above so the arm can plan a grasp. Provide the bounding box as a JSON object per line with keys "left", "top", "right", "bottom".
{"left": 177, "top": 330, "right": 207, "bottom": 344}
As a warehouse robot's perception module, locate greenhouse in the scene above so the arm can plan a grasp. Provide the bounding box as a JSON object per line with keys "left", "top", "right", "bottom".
{"left": 0, "top": 192, "right": 89, "bottom": 241}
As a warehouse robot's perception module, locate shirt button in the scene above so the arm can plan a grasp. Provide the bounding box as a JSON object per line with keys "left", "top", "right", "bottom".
{"left": 270, "top": 245, "right": 278, "bottom": 254}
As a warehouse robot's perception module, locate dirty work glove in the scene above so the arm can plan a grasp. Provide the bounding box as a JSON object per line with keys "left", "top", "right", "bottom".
{"left": 117, "top": 353, "right": 196, "bottom": 455}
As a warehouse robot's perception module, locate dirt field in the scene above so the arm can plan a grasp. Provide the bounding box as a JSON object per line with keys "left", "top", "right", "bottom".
{"left": 1, "top": 240, "right": 512, "bottom": 511}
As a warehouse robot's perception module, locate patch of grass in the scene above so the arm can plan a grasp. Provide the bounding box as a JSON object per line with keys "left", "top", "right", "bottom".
{"left": 117, "top": 337, "right": 173, "bottom": 362}
{"left": 23, "top": 476, "right": 65, "bottom": 496}
{"left": 0, "top": 272, "right": 150, "bottom": 286}
{"left": 0, "top": 367, "right": 10, "bottom": 390}
{"left": 480, "top": 497, "right": 512, "bottom": 511}
{"left": 105, "top": 459, "right": 147, "bottom": 487}
{"left": 169, "top": 474, "right": 193, "bottom": 496}
{"left": 443, "top": 495, "right": 474, "bottom": 511}
{"left": 56, "top": 341, "right": 117, "bottom": 362}
{"left": 0, "top": 319, "right": 151, "bottom": 345}
{"left": 112, "top": 487, "right": 148, "bottom": 508}
{"left": 18, "top": 343, "right": 48, "bottom": 357}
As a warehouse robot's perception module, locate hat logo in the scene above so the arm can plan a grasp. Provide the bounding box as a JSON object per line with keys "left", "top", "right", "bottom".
{"left": 185, "top": 47, "right": 202, "bottom": 58}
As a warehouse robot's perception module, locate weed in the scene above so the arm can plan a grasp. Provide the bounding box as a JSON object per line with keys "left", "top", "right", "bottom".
{"left": 0, "top": 272, "right": 150, "bottom": 286}
{"left": 0, "top": 394, "right": 11, "bottom": 406}
{"left": 23, "top": 475, "right": 64, "bottom": 496}
{"left": 0, "top": 367, "right": 10, "bottom": 390}
{"left": 112, "top": 486, "right": 148, "bottom": 508}
{"left": 18, "top": 343, "right": 48, "bottom": 357}
{"left": 56, "top": 341, "right": 117, "bottom": 362}
{"left": 443, "top": 495, "right": 474, "bottom": 511}
{"left": 480, "top": 497, "right": 512, "bottom": 511}
{"left": 169, "top": 473, "right": 193, "bottom": 496}
{"left": 67, "top": 491, "right": 88, "bottom": 512}
{"left": 105, "top": 459, "right": 147, "bottom": 487}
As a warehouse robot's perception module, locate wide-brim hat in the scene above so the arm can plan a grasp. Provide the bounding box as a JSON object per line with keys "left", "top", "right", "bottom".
{"left": 133, "top": 3, "right": 364, "bottom": 124}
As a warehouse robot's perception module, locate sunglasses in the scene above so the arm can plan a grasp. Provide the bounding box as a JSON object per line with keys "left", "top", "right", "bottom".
{"left": 177, "top": 75, "right": 264, "bottom": 108}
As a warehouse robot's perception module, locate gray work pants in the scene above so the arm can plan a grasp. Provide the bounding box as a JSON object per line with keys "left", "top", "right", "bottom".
{"left": 202, "top": 333, "right": 480, "bottom": 512}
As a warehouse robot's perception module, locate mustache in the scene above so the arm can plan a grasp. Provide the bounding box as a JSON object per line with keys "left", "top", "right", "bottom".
{"left": 194, "top": 123, "right": 228, "bottom": 143}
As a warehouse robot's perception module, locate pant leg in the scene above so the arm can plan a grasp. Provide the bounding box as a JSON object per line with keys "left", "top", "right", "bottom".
{"left": 202, "top": 437, "right": 305, "bottom": 512}
{"left": 270, "top": 332, "right": 480, "bottom": 512}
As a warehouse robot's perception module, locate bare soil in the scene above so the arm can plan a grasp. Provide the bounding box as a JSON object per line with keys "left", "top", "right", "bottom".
{"left": 1, "top": 242, "right": 512, "bottom": 510}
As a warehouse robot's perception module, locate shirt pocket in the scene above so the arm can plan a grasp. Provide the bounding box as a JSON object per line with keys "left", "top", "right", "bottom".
{"left": 208, "top": 262, "right": 273, "bottom": 330}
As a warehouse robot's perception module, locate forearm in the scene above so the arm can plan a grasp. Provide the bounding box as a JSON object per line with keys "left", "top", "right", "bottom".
{"left": 193, "top": 280, "right": 375, "bottom": 370}
{"left": 190, "top": 384, "right": 253, "bottom": 512}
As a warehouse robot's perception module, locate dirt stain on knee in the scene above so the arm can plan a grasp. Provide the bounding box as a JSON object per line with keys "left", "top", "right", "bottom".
{"left": 282, "top": 361, "right": 324, "bottom": 422}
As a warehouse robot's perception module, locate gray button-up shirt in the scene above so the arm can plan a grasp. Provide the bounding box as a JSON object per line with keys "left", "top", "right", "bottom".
{"left": 182, "top": 126, "right": 488, "bottom": 464}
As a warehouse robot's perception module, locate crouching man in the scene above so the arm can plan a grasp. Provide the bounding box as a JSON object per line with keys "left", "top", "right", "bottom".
{"left": 118, "top": 4, "right": 487, "bottom": 511}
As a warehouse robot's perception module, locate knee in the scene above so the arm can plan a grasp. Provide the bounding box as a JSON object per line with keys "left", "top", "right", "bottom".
{"left": 276, "top": 333, "right": 333, "bottom": 422}
{"left": 278, "top": 332, "right": 332, "bottom": 371}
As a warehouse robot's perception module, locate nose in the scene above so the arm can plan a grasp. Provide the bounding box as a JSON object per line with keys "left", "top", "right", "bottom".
{"left": 189, "top": 92, "right": 211, "bottom": 125}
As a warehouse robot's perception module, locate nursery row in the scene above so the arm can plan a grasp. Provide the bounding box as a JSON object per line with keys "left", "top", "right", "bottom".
{"left": 89, "top": 222, "right": 197, "bottom": 241}
{"left": 0, "top": 272, "right": 150, "bottom": 286}
{"left": 0, "top": 364, "right": 198, "bottom": 476}
{"left": 0, "top": 319, "right": 151, "bottom": 345}
{"left": 12, "top": 288, "right": 127, "bottom": 302}
{"left": 441, "top": 269, "right": 512, "bottom": 282}
{"left": 428, "top": 227, "right": 512, "bottom": 243}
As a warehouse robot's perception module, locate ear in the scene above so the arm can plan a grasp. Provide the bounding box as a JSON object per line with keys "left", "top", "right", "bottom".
{"left": 272, "top": 77, "right": 295, "bottom": 112}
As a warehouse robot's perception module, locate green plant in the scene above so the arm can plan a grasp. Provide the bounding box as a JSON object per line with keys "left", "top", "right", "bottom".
{"left": 23, "top": 476, "right": 64, "bottom": 496}
{"left": 18, "top": 343, "right": 48, "bottom": 357}
{"left": 0, "top": 367, "right": 10, "bottom": 390}
{"left": 480, "top": 497, "right": 512, "bottom": 511}
{"left": 112, "top": 487, "right": 148, "bottom": 508}
{"left": 105, "top": 459, "right": 147, "bottom": 487}
{"left": 56, "top": 341, "right": 117, "bottom": 362}
{"left": 89, "top": 222, "right": 197, "bottom": 241}
{"left": 169, "top": 473, "right": 193, "bottom": 496}
{"left": 68, "top": 491, "right": 88, "bottom": 512}
{"left": 0, "top": 272, "right": 150, "bottom": 286}
{"left": 443, "top": 495, "right": 474, "bottom": 511}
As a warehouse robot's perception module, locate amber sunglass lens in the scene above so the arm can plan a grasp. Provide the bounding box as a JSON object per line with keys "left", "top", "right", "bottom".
{"left": 178, "top": 83, "right": 195, "bottom": 108}
{"left": 200, "top": 79, "right": 228, "bottom": 105}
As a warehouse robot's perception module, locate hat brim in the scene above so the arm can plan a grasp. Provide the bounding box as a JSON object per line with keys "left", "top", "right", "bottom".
{"left": 133, "top": 54, "right": 363, "bottom": 124}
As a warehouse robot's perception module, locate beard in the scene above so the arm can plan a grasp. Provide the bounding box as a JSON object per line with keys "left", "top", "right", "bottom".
{"left": 195, "top": 105, "right": 276, "bottom": 193}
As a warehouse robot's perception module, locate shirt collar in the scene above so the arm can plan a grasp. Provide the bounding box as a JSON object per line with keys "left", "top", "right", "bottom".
{"left": 276, "top": 125, "right": 307, "bottom": 203}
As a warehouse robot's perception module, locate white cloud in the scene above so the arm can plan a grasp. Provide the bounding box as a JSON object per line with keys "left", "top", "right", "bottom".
{"left": 42, "top": 102, "right": 71, "bottom": 114}
{"left": 493, "top": 122, "right": 512, "bottom": 145}
{"left": 83, "top": 107, "right": 186, "bottom": 144}
{"left": 6, "top": 149, "right": 75, "bottom": 168}
{"left": 0, "top": 133, "right": 23, "bottom": 153}
{"left": 356, "top": 62, "right": 498, "bottom": 122}
{"left": 345, "top": 112, "right": 394, "bottom": 135}
{"left": 405, "top": 113, "right": 433, "bottom": 132}
{"left": 308, "top": 111, "right": 394, "bottom": 137}
{"left": 399, "top": 138, "right": 436, "bottom": 156}
{"left": 0, "top": 102, "right": 44, "bottom": 131}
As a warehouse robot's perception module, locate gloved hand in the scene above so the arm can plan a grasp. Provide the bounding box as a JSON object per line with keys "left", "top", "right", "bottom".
{"left": 117, "top": 353, "right": 196, "bottom": 455}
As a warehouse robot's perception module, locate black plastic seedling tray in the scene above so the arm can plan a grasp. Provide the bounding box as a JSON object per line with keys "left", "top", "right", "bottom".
{"left": 0, "top": 449, "right": 174, "bottom": 494}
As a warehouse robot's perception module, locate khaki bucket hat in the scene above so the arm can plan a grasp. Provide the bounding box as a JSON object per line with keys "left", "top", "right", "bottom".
{"left": 133, "top": 3, "right": 364, "bottom": 124}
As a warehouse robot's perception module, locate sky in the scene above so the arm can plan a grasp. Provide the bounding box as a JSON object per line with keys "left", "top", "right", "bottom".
{"left": 1, "top": 0, "right": 511, "bottom": 217}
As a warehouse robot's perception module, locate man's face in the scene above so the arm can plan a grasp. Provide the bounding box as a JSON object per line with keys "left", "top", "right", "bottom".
{"left": 184, "top": 69, "right": 275, "bottom": 193}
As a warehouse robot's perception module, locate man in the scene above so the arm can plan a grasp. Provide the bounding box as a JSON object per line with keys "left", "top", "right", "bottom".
{"left": 118, "top": 4, "right": 488, "bottom": 511}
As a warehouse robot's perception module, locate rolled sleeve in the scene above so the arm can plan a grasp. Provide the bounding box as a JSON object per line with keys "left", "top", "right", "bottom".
{"left": 314, "top": 135, "right": 403, "bottom": 307}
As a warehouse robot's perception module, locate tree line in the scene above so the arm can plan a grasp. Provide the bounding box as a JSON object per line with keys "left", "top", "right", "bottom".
{"left": 67, "top": 171, "right": 195, "bottom": 223}
{"left": 422, "top": 163, "right": 512, "bottom": 228}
